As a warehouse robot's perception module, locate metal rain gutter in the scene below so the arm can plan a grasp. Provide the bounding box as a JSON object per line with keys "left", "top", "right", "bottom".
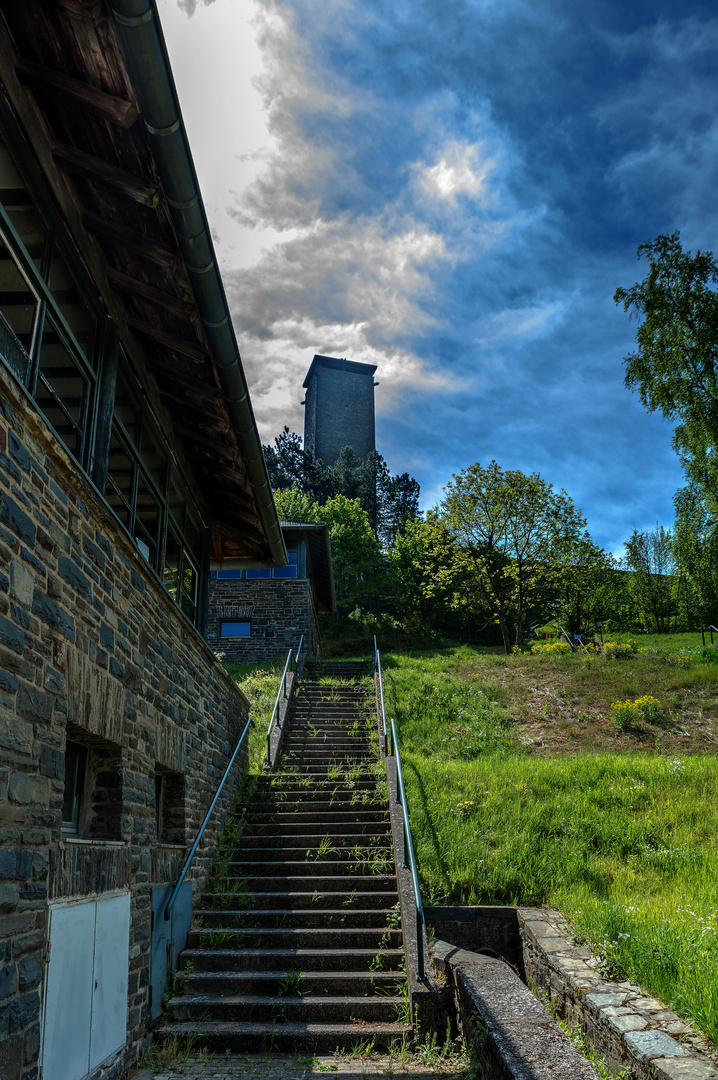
{"left": 110, "top": 0, "right": 286, "bottom": 567}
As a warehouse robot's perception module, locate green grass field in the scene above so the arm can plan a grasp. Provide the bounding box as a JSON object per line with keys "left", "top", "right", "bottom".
{"left": 381, "top": 644, "right": 718, "bottom": 1046}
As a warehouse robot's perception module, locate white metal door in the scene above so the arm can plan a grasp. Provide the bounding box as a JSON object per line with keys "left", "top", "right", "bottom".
{"left": 43, "top": 901, "right": 95, "bottom": 1080}
{"left": 41, "top": 892, "right": 130, "bottom": 1080}
{"left": 90, "top": 892, "right": 130, "bottom": 1068}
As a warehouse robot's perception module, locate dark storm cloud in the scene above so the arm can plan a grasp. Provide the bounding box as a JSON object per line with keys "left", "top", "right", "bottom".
{"left": 222, "top": 0, "right": 718, "bottom": 552}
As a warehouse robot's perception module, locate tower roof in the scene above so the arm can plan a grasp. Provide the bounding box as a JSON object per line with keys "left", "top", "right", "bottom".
{"left": 303, "top": 354, "right": 377, "bottom": 388}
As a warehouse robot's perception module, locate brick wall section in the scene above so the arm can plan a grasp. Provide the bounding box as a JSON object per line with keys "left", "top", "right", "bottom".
{"left": 208, "top": 578, "right": 320, "bottom": 663}
{"left": 0, "top": 363, "right": 250, "bottom": 1080}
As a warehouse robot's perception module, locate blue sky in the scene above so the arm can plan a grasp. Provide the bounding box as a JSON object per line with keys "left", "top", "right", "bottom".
{"left": 159, "top": 0, "right": 718, "bottom": 554}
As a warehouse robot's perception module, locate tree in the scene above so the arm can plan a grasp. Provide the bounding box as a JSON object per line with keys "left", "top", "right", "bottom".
{"left": 263, "top": 430, "right": 420, "bottom": 546}
{"left": 438, "top": 461, "right": 590, "bottom": 653}
{"left": 388, "top": 513, "right": 481, "bottom": 634}
{"left": 273, "top": 487, "right": 380, "bottom": 617}
{"left": 615, "top": 232, "right": 718, "bottom": 499}
{"left": 622, "top": 525, "right": 679, "bottom": 633}
{"left": 673, "top": 483, "right": 718, "bottom": 627}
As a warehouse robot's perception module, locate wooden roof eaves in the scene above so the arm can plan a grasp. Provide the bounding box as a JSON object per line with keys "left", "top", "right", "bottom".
{"left": 0, "top": 26, "right": 215, "bottom": 531}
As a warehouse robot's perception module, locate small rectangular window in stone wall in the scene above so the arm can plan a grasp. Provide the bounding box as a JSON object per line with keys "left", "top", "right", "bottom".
{"left": 155, "top": 764, "right": 186, "bottom": 844}
{"left": 64, "top": 723, "right": 123, "bottom": 841}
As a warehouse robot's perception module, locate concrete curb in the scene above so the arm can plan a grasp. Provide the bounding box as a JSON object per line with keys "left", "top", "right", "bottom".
{"left": 433, "top": 940, "right": 600, "bottom": 1079}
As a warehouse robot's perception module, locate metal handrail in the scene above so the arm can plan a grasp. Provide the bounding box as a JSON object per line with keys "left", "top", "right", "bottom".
{"left": 164, "top": 713, "right": 253, "bottom": 921}
{"left": 389, "top": 718, "right": 426, "bottom": 981}
{"left": 373, "top": 637, "right": 388, "bottom": 756}
{"left": 266, "top": 635, "right": 304, "bottom": 764}
{"left": 702, "top": 625, "right": 718, "bottom": 646}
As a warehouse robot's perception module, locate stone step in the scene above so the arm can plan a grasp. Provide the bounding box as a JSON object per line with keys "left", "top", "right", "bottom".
{"left": 183, "top": 970, "right": 404, "bottom": 996}
{"left": 227, "top": 844, "right": 390, "bottom": 862}
{"left": 244, "top": 811, "right": 388, "bottom": 825}
{"left": 180, "top": 947, "right": 404, "bottom": 972}
{"left": 244, "top": 821, "right": 388, "bottom": 837}
{"left": 244, "top": 800, "right": 387, "bottom": 814}
{"left": 201, "top": 890, "right": 399, "bottom": 911}
{"left": 198, "top": 907, "right": 397, "bottom": 929}
{"left": 236, "top": 836, "right": 389, "bottom": 852}
{"left": 188, "top": 927, "right": 402, "bottom": 950}
{"left": 169, "top": 993, "right": 405, "bottom": 1024}
{"left": 223, "top": 874, "right": 396, "bottom": 892}
{"left": 158, "top": 1019, "right": 410, "bottom": 1053}
{"left": 227, "top": 859, "right": 394, "bottom": 877}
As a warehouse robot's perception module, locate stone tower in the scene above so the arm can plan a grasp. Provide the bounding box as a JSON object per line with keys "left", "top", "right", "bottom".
{"left": 302, "top": 354, "right": 377, "bottom": 464}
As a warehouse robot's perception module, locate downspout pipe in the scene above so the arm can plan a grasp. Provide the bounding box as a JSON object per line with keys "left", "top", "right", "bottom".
{"left": 110, "top": 0, "right": 286, "bottom": 567}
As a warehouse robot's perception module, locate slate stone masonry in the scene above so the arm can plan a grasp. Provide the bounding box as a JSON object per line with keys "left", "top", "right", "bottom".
{"left": 0, "top": 363, "right": 250, "bottom": 1080}
{"left": 208, "top": 578, "right": 320, "bottom": 663}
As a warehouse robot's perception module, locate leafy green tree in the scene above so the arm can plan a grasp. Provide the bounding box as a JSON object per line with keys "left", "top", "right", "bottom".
{"left": 263, "top": 430, "right": 419, "bottom": 545}
{"left": 673, "top": 483, "right": 718, "bottom": 627}
{"left": 438, "top": 461, "right": 590, "bottom": 653}
{"left": 551, "top": 538, "right": 621, "bottom": 640}
{"left": 273, "top": 487, "right": 380, "bottom": 617}
{"left": 389, "top": 513, "right": 480, "bottom": 634}
{"left": 622, "top": 525, "right": 679, "bottom": 633}
{"left": 615, "top": 232, "right": 718, "bottom": 499}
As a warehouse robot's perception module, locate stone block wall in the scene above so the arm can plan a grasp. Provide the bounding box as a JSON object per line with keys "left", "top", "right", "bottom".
{"left": 0, "top": 364, "right": 250, "bottom": 1080}
{"left": 208, "top": 578, "right": 320, "bottom": 663}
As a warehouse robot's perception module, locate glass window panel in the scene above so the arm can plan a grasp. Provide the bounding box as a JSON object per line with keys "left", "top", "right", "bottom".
{"left": 273, "top": 550, "right": 298, "bottom": 578}
{"left": 168, "top": 478, "right": 184, "bottom": 532}
{"left": 220, "top": 621, "right": 250, "bottom": 638}
{"left": 62, "top": 743, "right": 86, "bottom": 833}
{"left": 113, "top": 371, "right": 140, "bottom": 441}
{"left": 164, "top": 529, "right": 180, "bottom": 601}
{"left": 246, "top": 568, "right": 270, "bottom": 579}
{"left": 184, "top": 509, "right": 201, "bottom": 562}
{"left": 180, "top": 556, "right": 198, "bottom": 621}
{"left": 217, "top": 569, "right": 243, "bottom": 580}
{"left": 134, "top": 477, "right": 160, "bottom": 568}
{"left": 49, "top": 247, "right": 96, "bottom": 363}
{"left": 0, "top": 231, "right": 38, "bottom": 355}
{"left": 36, "top": 317, "right": 87, "bottom": 456}
{"left": 0, "top": 143, "right": 48, "bottom": 273}
{"left": 140, "top": 423, "right": 166, "bottom": 492}
{"left": 105, "top": 427, "right": 134, "bottom": 526}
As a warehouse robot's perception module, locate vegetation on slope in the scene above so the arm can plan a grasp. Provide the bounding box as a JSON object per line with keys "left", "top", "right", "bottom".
{"left": 380, "top": 640, "right": 718, "bottom": 1045}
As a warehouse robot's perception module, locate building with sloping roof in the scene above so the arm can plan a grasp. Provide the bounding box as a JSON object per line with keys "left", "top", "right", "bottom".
{"left": 0, "top": 4, "right": 284, "bottom": 1077}
{"left": 209, "top": 521, "right": 335, "bottom": 662}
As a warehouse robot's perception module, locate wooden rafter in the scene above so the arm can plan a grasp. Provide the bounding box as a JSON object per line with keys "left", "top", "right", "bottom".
{"left": 50, "top": 138, "right": 161, "bottom": 207}
{"left": 127, "top": 317, "right": 207, "bottom": 363}
{"left": 15, "top": 56, "right": 138, "bottom": 128}
{"left": 106, "top": 267, "right": 196, "bottom": 319}
{"left": 82, "top": 210, "right": 178, "bottom": 268}
{"left": 142, "top": 357, "right": 223, "bottom": 404}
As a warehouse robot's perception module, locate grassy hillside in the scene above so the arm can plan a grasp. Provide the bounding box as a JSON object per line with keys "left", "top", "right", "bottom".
{"left": 380, "top": 641, "right": 718, "bottom": 1046}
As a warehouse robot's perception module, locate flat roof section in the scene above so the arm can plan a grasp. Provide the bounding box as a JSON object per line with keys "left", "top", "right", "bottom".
{"left": 303, "top": 354, "right": 378, "bottom": 387}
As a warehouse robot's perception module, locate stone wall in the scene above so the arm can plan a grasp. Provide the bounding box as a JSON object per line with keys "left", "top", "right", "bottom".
{"left": 208, "top": 578, "right": 320, "bottom": 663}
{"left": 0, "top": 363, "right": 250, "bottom": 1080}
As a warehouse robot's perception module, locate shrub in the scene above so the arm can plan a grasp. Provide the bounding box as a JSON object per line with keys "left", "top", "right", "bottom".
{"left": 610, "top": 695, "right": 661, "bottom": 730}
{"left": 603, "top": 640, "right": 640, "bottom": 659}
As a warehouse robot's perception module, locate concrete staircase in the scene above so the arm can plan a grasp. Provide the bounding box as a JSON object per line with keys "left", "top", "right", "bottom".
{"left": 161, "top": 660, "right": 412, "bottom": 1052}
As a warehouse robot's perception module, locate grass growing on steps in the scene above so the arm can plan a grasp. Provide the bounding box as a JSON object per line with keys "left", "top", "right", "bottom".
{"left": 382, "top": 646, "right": 718, "bottom": 1047}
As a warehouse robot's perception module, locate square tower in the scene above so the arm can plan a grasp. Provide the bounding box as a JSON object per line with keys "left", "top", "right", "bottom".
{"left": 303, "top": 354, "right": 377, "bottom": 464}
